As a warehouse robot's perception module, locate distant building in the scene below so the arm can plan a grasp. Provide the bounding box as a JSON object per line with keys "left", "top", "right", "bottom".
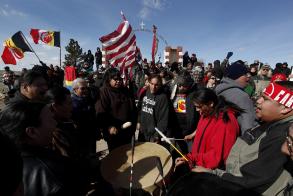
{"left": 164, "top": 46, "right": 183, "bottom": 64}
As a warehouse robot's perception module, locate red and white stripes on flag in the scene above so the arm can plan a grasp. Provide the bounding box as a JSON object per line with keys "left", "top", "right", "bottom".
{"left": 99, "top": 19, "right": 136, "bottom": 72}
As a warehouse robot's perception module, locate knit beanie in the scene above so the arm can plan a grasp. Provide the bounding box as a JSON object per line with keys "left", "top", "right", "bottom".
{"left": 226, "top": 61, "right": 248, "bottom": 80}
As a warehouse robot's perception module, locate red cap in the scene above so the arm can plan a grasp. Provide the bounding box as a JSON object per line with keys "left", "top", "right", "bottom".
{"left": 270, "top": 73, "right": 287, "bottom": 83}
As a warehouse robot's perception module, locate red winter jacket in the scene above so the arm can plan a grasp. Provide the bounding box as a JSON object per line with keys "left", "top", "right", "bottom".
{"left": 186, "top": 110, "right": 239, "bottom": 169}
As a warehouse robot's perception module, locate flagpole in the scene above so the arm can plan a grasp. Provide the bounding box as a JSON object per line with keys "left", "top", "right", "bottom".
{"left": 59, "top": 31, "right": 61, "bottom": 68}
{"left": 120, "top": 10, "right": 126, "bottom": 21}
{"left": 152, "top": 25, "right": 157, "bottom": 63}
{"left": 20, "top": 31, "right": 41, "bottom": 62}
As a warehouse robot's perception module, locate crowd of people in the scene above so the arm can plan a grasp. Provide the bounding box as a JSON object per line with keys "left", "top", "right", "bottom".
{"left": 1, "top": 50, "right": 293, "bottom": 196}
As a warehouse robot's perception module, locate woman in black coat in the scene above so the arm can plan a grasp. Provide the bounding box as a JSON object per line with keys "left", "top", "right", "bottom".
{"left": 96, "top": 68, "right": 137, "bottom": 151}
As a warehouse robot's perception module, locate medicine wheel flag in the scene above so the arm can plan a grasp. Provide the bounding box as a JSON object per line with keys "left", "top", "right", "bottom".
{"left": 99, "top": 15, "right": 137, "bottom": 71}
{"left": 30, "top": 29, "right": 60, "bottom": 47}
{"left": 1, "top": 31, "right": 32, "bottom": 65}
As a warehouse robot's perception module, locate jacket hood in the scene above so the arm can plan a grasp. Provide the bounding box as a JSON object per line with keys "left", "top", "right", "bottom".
{"left": 215, "top": 77, "right": 243, "bottom": 95}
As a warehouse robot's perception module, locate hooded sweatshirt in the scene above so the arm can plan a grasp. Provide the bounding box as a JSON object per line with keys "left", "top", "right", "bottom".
{"left": 140, "top": 89, "right": 170, "bottom": 141}
{"left": 215, "top": 77, "right": 258, "bottom": 134}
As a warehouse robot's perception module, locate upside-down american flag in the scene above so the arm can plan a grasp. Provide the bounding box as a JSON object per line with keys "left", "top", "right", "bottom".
{"left": 99, "top": 13, "right": 136, "bottom": 73}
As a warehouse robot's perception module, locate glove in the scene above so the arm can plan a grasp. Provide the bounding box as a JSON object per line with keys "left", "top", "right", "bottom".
{"left": 226, "top": 52, "right": 233, "bottom": 59}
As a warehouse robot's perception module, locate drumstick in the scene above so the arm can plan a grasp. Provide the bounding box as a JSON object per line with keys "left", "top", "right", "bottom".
{"left": 155, "top": 128, "right": 189, "bottom": 162}
{"left": 122, "top": 122, "right": 132, "bottom": 129}
{"left": 161, "top": 138, "right": 185, "bottom": 141}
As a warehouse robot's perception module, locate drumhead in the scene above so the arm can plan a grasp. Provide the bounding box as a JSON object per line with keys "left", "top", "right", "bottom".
{"left": 100, "top": 142, "right": 173, "bottom": 191}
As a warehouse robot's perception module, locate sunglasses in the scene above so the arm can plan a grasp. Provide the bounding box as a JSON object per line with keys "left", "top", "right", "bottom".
{"left": 210, "top": 77, "right": 216, "bottom": 80}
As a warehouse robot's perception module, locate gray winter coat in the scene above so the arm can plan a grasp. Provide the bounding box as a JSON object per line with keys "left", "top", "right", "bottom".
{"left": 215, "top": 77, "right": 258, "bottom": 134}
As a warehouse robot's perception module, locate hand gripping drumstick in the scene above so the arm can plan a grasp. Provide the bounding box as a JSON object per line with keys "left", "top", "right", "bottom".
{"left": 155, "top": 127, "right": 189, "bottom": 162}
{"left": 161, "top": 138, "right": 185, "bottom": 141}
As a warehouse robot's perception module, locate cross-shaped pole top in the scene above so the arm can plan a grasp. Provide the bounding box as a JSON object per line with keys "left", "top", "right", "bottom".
{"left": 140, "top": 21, "right": 145, "bottom": 30}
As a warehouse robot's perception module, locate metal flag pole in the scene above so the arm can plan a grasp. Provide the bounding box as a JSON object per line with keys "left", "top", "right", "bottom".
{"left": 59, "top": 31, "right": 62, "bottom": 68}
{"left": 121, "top": 10, "right": 127, "bottom": 21}
{"left": 20, "top": 31, "right": 41, "bottom": 62}
{"left": 156, "top": 157, "right": 167, "bottom": 193}
{"left": 129, "top": 134, "right": 135, "bottom": 196}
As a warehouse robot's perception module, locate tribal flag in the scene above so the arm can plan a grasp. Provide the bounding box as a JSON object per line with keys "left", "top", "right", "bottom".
{"left": 30, "top": 29, "right": 60, "bottom": 47}
{"left": 152, "top": 25, "right": 159, "bottom": 62}
{"left": 99, "top": 13, "right": 136, "bottom": 72}
{"left": 1, "top": 31, "right": 32, "bottom": 65}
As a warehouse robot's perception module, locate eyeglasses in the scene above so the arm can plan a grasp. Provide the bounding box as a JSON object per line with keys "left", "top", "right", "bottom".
{"left": 262, "top": 69, "right": 269, "bottom": 71}
{"left": 286, "top": 131, "right": 293, "bottom": 155}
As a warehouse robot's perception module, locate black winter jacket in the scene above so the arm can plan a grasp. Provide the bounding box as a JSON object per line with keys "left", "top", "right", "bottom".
{"left": 21, "top": 145, "right": 86, "bottom": 196}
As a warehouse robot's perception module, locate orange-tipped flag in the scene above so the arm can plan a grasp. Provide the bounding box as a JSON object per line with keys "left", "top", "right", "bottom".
{"left": 64, "top": 65, "right": 77, "bottom": 90}
{"left": 1, "top": 31, "right": 32, "bottom": 65}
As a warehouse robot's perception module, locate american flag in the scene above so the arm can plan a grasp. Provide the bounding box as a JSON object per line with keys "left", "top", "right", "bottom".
{"left": 99, "top": 15, "right": 136, "bottom": 72}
